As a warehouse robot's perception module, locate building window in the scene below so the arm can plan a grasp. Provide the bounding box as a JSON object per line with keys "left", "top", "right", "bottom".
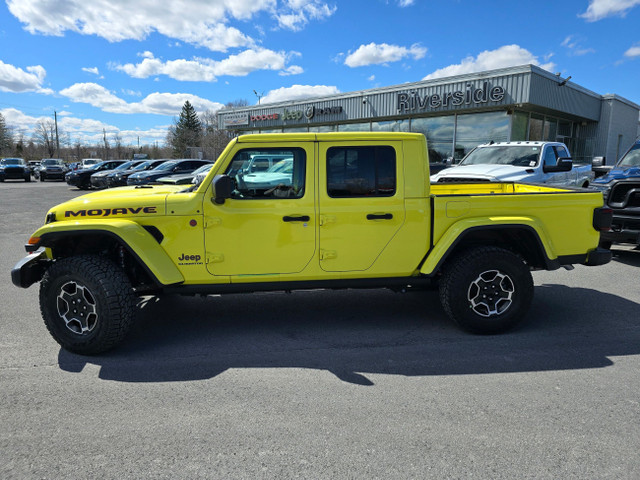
{"left": 543, "top": 118, "right": 557, "bottom": 141}
{"left": 326, "top": 146, "right": 396, "bottom": 198}
{"left": 455, "top": 111, "right": 509, "bottom": 159}
{"left": 372, "top": 119, "right": 409, "bottom": 132}
{"left": 309, "top": 125, "right": 336, "bottom": 132}
{"left": 511, "top": 111, "right": 529, "bottom": 141}
{"left": 410, "top": 116, "right": 455, "bottom": 163}
{"left": 529, "top": 115, "right": 544, "bottom": 141}
{"left": 338, "top": 122, "right": 371, "bottom": 132}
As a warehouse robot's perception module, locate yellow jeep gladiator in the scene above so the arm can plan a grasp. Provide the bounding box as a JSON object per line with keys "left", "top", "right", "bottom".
{"left": 12, "top": 133, "right": 612, "bottom": 354}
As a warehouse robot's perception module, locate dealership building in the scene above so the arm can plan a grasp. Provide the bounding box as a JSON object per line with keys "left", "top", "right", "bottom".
{"left": 218, "top": 64, "right": 640, "bottom": 166}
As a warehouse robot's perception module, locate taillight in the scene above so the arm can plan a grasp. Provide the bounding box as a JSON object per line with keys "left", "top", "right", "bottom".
{"left": 593, "top": 207, "right": 613, "bottom": 232}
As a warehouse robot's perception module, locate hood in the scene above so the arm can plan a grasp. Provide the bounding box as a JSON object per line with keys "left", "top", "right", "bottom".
{"left": 593, "top": 166, "right": 640, "bottom": 184}
{"left": 46, "top": 184, "right": 185, "bottom": 221}
{"left": 431, "top": 164, "right": 533, "bottom": 182}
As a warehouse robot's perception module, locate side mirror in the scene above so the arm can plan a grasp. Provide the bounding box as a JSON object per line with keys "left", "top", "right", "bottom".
{"left": 544, "top": 157, "right": 572, "bottom": 173}
{"left": 212, "top": 175, "right": 233, "bottom": 204}
{"left": 592, "top": 156, "right": 605, "bottom": 167}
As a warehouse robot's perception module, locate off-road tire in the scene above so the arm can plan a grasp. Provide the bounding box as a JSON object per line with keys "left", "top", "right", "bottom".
{"left": 40, "top": 255, "right": 137, "bottom": 355}
{"left": 439, "top": 246, "right": 534, "bottom": 334}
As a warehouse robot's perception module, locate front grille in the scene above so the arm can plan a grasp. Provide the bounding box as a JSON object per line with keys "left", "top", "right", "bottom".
{"left": 608, "top": 182, "right": 640, "bottom": 208}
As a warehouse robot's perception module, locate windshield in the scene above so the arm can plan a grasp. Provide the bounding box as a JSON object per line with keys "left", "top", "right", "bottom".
{"left": 619, "top": 143, "right": 640, "bottom": 168}
{"left": 461, "top": 145, "right": 541, "bottom": 167}
{"left": 42, "top": 159, "right": 62, "bottom": 166}
{"left": 114, "top": 161, "right": 135, "bottom": 170}
{"left": 132, "top": 161, "right": 152, "bottom": 171}
{"left": 2, "top": 158, "right": 25, "bottom": 165}
{"left": 154, "top": 161, "right": 178, "bottom": 171}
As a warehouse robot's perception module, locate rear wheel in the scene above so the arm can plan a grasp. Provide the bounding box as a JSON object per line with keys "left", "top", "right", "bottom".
{"left": 439, "top": 247, "right": 534, "bottom": 334}
{"left": 40, "top": 255, "right": 137, "bottom": 354}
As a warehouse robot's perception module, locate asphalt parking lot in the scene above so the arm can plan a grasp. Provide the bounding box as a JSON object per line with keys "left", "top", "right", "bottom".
{"left": 1, "top": 180, "right": 639, "bottom": 479}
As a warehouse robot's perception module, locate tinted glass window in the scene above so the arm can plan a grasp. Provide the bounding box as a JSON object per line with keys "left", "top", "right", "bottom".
{"left": 327, "top": 146, "right": 396, "bottom": 197}
{"left": 224, "top": 148, "right": 305, "bottom": 199}
{"left": 542, "top": 148, "right": 557, "bottom": 167}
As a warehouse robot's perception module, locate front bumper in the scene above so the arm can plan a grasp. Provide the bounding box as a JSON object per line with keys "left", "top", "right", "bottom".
{"left": 42, "top": 169, "right": 65, "bottom": 180}
{"left": 601, "top": 212, "right": 640, "bottom": 246}
{"left": 1, "top": 168, "right": 29, "bottom": 179}
{"left": 11, "top": 248, "right": 50, "bottom": 288}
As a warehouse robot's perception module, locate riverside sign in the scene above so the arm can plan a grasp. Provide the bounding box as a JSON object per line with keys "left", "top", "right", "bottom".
{"left": 398, "top": 82, "right": 506, "bottom": 112}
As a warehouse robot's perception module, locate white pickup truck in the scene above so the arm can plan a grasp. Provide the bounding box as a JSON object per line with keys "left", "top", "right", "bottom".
{"left": 431, "top": 142, "right": 594, "bottom": 188}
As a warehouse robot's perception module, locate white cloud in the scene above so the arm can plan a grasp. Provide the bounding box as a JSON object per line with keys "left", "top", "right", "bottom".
{"left": 279, "top": 65, "right": 304, "bottom": 76}
{"left": 580, "top": 0, "right": 640, "bottom": 21}
{"left": 2, "top": 106, "right": 173, "bottom": 145}
{"left": 7, "top": 0, "right": 273, "bottom": 52}
{"left": 624, "top": 44, "right": 640, "bottom": 57}
{"left": 7, "top": 0, "right": 335, "bottom": 51}
{"left": 82, "top": 67, "right": 100, "bottom": 75}
{"left": 261, "top": 84, "right": 340, "bottom": 104}
{"left": 561, "top": 35, "right": 595, "bottom": 56}
{"left": 398, "top": 0, "right": 415, "bottom": 6}
{"left": 423, "top": 45, "right": 555, "bottom": 80}
{"left": 114, "top": 49, "right": 300, "bottom": 81}
{"left": 59, "top": 82, "right": 224, "bottom": 115}
{"left": 0, "top": 60, "right": 49, "bottom": 93}
{"left": 275, "top": 0, "right": 336, "bottom": 31}
{"left": 344, "top": 43, "right": 427, "bottom": 67}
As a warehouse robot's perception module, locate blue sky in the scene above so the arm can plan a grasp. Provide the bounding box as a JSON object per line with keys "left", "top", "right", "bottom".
{"left": 0, "top": 0, "right": 639, "bottom": 147}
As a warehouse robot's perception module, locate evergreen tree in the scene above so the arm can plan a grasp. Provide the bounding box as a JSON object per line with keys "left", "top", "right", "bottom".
{"left": 169, "top": 101, "right": 202, "bottom": 158}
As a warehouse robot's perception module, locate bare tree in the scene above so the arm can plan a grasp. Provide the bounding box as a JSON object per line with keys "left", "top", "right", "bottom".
{"left": 33, "top": 120, "right": 57, "bottom": 158}
{"left": 200, "top": 108, "right": 234, "bottom": 160}
{"left": 112, "top": 132, "right": 125, "bottom": 159}
{"left": 0, "top": 113, "right": 13, "bottom": 156}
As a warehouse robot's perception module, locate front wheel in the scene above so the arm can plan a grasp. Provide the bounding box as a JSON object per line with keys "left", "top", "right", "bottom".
{"left": 39, "top": 255, "right": 137, "bottom": 354}
{"left": 439, "top": 247, "right": 534, "bottom": 334}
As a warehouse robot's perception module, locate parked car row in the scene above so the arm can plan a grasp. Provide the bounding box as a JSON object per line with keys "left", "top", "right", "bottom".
{"left": 64, "top": 158, "right": 212, "bottom": 189}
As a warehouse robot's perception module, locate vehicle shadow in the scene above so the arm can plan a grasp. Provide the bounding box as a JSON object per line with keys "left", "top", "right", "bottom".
{"left": 57, "top": 285, "right": 640, "bottom": 385}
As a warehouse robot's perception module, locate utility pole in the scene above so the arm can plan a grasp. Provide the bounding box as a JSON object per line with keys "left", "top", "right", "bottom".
{"left": 253, "top": 90, "right": 264, "bottom": 105}
{"left": 54, "top": 111, "right": 60, "bottom": 158}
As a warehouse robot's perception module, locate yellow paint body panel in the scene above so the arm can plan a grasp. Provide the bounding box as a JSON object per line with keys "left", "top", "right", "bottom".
{"left": 32, "top": 219, "right": 185, "bottom": 285}
{"left": 29, "top": 133, "right": 605, "bottom": 288}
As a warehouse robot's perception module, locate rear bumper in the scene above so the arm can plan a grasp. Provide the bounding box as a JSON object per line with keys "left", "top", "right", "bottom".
{"left": 11, "top": 248, "right": 50, "bottom": 288}
{"left": 584, "top": 247, "right": 612, "bottom": 266}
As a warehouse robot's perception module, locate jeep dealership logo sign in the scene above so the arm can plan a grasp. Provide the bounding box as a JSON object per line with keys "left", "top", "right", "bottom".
{"left": 250, "top": 105, "right": 344, "bottom": 123}
{"left": 398, "top": 82, "right": 506, "bottom": 112}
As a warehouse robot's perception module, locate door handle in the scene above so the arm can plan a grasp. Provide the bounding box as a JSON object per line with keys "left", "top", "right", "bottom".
{"left": 283, "top": 215, "right": 310, "bottom": 222}
{"left": 366, "top": 213, "right": 393, "bottom": 220}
